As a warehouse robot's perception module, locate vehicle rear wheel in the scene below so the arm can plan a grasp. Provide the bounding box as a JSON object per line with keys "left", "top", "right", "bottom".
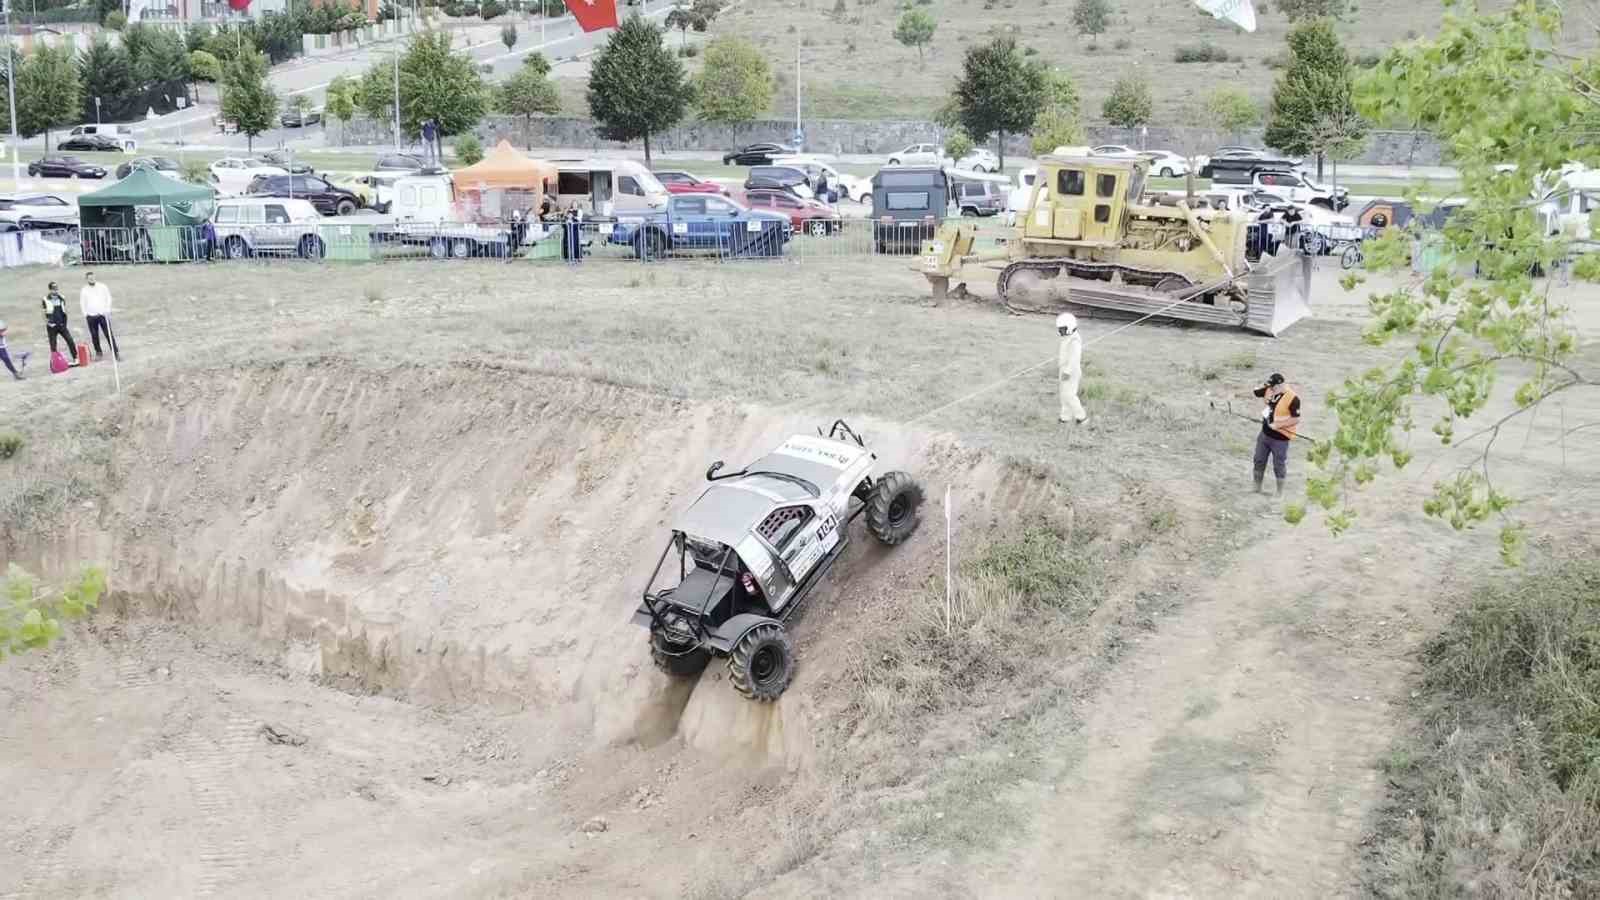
{"left": 1160, "top": 167, "right": 1175, "bottom": 178}
{"left": 866, "top": 470, "right": 924, "bottom": 545}
{"left": 972, "top": 165, "right": 988, "bottom": 174}
{"left": 428, "top": 237, "right": 449, "bottom": 259}
{"left": 807, "top": 219, "right": 828, "bottom": 237}
{"left": 887, "top": 158, "right": 901, "bottom": 166}
{"left": 336, "top": 199, "right": 357, "bottom": 216}
{"left": 450, "top": 238, "right": 473, "bottom": 259}
{"left": 728, "top": 623, "right": 794, "bottom": 701}
{"left": 650, "top": 629, "right": 711, "bottom": 676}
{"left": 225, "top": 236, "right": 252, "bottom": 260}
{"left": 961, "top": 206, "right": 977, "bottom": 218}
{"left": 298, "top": 235, "right": 326, "bottom": 259}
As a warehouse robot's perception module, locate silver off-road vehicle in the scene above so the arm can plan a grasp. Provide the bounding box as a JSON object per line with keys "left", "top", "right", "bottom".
{"left": 631, "top": 421, "right": 923, "bottom": 701}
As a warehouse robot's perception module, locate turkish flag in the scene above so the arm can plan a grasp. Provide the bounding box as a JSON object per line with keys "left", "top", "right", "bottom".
{"left": 227, "top": 0, "right": 250, "bottom": 10}
{"left": 564, "top": 0, "right": 619, "bottom": 32}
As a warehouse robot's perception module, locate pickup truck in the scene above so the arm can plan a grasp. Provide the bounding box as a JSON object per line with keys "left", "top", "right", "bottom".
{"left": 610, "top": 194, "right": 792, "bottom": 259}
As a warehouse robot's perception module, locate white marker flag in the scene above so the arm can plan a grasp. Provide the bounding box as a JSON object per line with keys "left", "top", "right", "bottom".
{"left": 1193, "top": 0, "right": 1256, "bottom": 32}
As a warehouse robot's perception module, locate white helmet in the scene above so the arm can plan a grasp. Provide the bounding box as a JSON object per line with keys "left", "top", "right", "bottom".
{"left": 1055, "top": 312, "right": 1078, "bottom": 333}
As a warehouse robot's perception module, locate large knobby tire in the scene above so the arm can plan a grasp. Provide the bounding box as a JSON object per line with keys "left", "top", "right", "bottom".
{"left": 650, "top": 630, "right": 711, "bottom": 677}
{"left": 866, "top": 470, "right": 924, "bottom": 545}
{"left": 728, "top": 623, "right": 794, "bottom": 701}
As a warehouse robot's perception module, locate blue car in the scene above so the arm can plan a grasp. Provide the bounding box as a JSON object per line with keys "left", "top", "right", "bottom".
{"left": 611, "top": 194, "right": 792, "bottom": 259}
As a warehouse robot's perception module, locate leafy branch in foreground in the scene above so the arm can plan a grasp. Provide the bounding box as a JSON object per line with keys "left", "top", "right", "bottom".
{"left": 1, "top": 565, "right": 106, "bottom": 660}
{"left": 1301, "top": 0, "right": 1597, "bottom": 564}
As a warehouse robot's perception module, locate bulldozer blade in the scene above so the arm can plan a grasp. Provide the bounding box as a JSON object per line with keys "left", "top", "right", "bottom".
{"left": 1245, "top": 253, "right": 1313, "bottom": 337}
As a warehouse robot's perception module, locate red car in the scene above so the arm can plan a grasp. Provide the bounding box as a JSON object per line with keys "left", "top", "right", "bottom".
{"left": 654, "top": 170, "right": 729, "bottom": 195}
{"left": 742, "top": 189, "right": 842, "bottom": 235}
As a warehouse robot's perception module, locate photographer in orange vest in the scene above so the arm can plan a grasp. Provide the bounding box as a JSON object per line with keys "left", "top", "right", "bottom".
{"left": 1251, "top": 373, "right": 1301, "bottom": 496}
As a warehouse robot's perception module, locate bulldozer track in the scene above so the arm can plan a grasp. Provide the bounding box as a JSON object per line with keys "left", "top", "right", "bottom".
{"left": 997, "top": 259, "right": 1242, "bottom": 324}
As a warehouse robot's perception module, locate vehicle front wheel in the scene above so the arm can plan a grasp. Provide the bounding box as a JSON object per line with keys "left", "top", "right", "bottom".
{"left": 887, "top": 158, "right": 901, "bottom": 166}
{"left": 972, "top": 164, "right": 987, "bottom": 174}
{"left": 960, "top": 206, "right": 977, "bottom": 218}
{"left": 807, "top": 219, "right": 829, "bottom": 237}
{"left": 866, "top": 470, "right": 924, "bottom": 545}
{"left": 298, "top": 235, "right": 325, "bottom": 259}
{"left": 336, "top": 199, "right": 357, "bottom": 216}
{"left": 728, "top": 623, "right": 794, "bottom": 701}
{"left": 450, "top": 238, "right": 473, "bottom": 259}
{"left": 225, "top": 236, "right": 252, "bottom": 260}
{"left": 651, "top": 629, "right": 711, "bottom": 676}
{"left": 428, "top": 237, "right": 449, "bottom": 259}
{"left": 1160, "top": 167, "right": 1175, "bottom": 178}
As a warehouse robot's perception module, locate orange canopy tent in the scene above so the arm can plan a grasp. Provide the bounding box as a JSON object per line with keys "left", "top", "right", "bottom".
{"left": 451, "top": 140, "right": 557, "bottom": 221}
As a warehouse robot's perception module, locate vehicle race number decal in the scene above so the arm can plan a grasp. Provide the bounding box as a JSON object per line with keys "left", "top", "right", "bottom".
{"left": 747, "top": 220, "right": 762, "bottom": 232}
{"left": 774, "top": 435, "right": 864, "bottom": 469}
{"left": 672, "top": 222, "right": 689, "bottom": 234}
{"left": 788, "top": 512, "right": 838, "bottom": 579}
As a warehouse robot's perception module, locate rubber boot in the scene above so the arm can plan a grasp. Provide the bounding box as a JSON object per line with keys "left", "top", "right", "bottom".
{"left": 1252, "top": 470, "right": 1265, "bottom": 494}
{"left": 1275, "top": 478, "right": 1285, "bottom": 498}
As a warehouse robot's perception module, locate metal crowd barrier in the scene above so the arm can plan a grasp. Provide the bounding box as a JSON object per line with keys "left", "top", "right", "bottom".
{"left": 70, "top": 215, "right": 973, "bottom": 267}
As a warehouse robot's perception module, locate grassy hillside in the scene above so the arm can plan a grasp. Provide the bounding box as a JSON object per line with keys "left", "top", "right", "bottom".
{"left": 557, "top": 0, "right": 1462, "bottom": 122}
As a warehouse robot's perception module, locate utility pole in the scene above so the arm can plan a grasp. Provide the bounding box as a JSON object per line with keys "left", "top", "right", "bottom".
{"left": 392, "top": 45, "right": 400, "bottom": 150}
{"left": 793, "top": 28, "right": 801, "bottom": 150}
{"left": 2, "top": 1, "right": 18, "bottom": 186}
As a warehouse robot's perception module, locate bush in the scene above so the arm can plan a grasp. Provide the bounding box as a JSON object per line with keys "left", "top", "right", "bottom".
{"left": 0, "top": 431, "right": 22, "bottom": 460}
{"left": 1371, "top": 562, "right": 1600, "bottom": 896}
{"left": 188, "top": 49, "right": 222, "bottom": 82}
{"left": 945, "top": 129, "right": 974, "bottom": 161}
{"left": 480, "top": 0, "right": 505, "bottom": 18}
{"left": 1023, "top": 45, "right": 1038, "bottom": 55}
{"left": 1113, "top": 37, "right": 1130, "bottom": 49}
{"left": 104, "top": 10, "right": 127, "bottom": 29}
{"left": 1353, "top": 51, "right": 1382, "bottom": 68}
{"left": 677, "top": 45, "right": 699, "bottom": 57}
{"left": 1262, "top": 51, "right": 1290, "bottom": 68}
{"left": 1173, "top": 42, "right": 1230, "bottom": 63}
{"left": 453, "top": 134, "right": 484, "bottom": 165}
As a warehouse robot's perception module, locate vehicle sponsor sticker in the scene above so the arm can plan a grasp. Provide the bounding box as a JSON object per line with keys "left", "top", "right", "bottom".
{"left": 746, "top": 220, "right": 762, "bottom": 232}
{"left": 774, "top": 434, "right": 864, "bottom": 469}
{"left": 672, "top": 222, "right": 689, "bottom": 234}
{"left": 597, "top": 222, "right": 613, "bottom": 234}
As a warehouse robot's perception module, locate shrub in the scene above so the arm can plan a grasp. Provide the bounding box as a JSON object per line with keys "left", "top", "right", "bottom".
{"left": 0, "top": 431, "right": 22, "bottom": 460}
{"left": 480, "top": 0, "right": 505, "bottom": 18}
{"left": 1113, "top": 37, "right": 1130, "bottom": 49}
{"left": 104, "top": 10, "right": 127, "bottom": 29}
{"left": 1024, "top": 45, "right": 1038, "bottom": 55}
{"left": 1353, "top": 51, "right": 1381, "bottom": 68}
{"left": 1173, "top": 42, "right": 1230, "bottom": 63}
{"left": 453, "top": 134, "right": 484, "bottom": 165}
{"left": 677, "top": 45, "right": 699, "bottom": 57}
{"left": 1262, "top": 51, "right": 1290, "bottom": 68}
{"left": 188, "top": 49, "right": 222, "bottom": 82}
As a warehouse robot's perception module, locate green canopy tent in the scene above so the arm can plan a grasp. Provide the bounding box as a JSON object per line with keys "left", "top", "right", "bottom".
{"left": 77, "top": 169, "right": 216, "bottom": 262}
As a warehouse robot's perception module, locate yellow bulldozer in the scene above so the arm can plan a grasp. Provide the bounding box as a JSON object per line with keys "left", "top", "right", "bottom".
{"left": 920, "top": 154, "right": 1312, "bottom": 336}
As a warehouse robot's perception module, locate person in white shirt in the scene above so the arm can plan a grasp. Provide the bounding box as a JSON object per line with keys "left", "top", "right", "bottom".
{"left": 78, "top": 271, "right": 119, "bottom": 361}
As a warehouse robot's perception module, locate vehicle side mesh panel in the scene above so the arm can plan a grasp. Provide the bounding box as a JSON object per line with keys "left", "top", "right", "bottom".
{"left": 757, "top": 507, "right": 807, "bottom": 542}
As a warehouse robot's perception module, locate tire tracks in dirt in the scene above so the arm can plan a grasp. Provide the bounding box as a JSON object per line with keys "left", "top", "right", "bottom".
{"left": 170, "top": 716, "right": 261, "bottom": 896}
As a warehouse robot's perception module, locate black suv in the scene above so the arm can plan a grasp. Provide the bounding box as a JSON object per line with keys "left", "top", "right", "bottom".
{"left": 744, "top": 165, "right": 811, "bottom": 198}
{"left": 723, "top": 142, "right": 785, "bottom": 166}
{"left": 246, "top": 174, "right": 362, "bottom": 216}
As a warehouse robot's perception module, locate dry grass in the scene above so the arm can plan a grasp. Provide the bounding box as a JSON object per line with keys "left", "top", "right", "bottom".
{"left": 1368, "top": 558, "right": 1600, "bottom": 897}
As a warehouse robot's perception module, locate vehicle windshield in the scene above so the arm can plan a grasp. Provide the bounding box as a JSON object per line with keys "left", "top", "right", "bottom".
{"left": 743, "top": 470, "right": 820, "bottom": 497}
{"left": 633, "top": 169, "right": 666, "bottom": 195}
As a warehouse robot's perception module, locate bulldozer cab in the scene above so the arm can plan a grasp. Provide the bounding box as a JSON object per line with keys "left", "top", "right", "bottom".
{"left": 1023, "top": 156, "right": 1147, "bottom": 246}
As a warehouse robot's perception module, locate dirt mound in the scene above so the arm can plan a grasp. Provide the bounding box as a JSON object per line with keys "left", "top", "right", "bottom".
{"left": 12, "top": 360, "right": 1020, "bottom": 766}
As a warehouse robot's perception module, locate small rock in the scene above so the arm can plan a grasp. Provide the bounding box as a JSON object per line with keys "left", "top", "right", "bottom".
{"left": 535, "top": 769, "right": 549, "bottom": 779}
{"left": 261, "top": 723, "right": 307, "bottom": 747}
{"left": 423, "top": 773, "right": 452, "bottom": 787}
{"left": 581, "top": 817, "right": 608, "bottom": 835}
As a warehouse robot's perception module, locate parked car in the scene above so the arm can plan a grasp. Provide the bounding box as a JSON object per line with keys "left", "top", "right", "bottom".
{"left": 744, "top": 165, "right": 815, "bottom": 200}
{"left": 722, "top": 142, "right": 786, "bottom": 166}
{"left": 954, "top": 148, "right": 1000, "bottom": 173}
{"left": 1139, "top": 150, "right": 1193, "bottom": 178}
{"left": 1090, "top": 144, "right": 1141, "bottom": 158}
{"left": 375, "top": 153, "right": 430, "bottom": 172}
{"left": 210, "top": 157, "right": 289, "bottom": 195}
{"left": 611, "top": 193, "right": 791, "bottom": 259}
{"left": 1252, "top": 169, "right": 1349, "bottom": 210}
{"left": 742, "top": 188, "right": 842, "bottom": 235}
{"left": 26, "top": 156, "right": 107, "bottom": 179}
{"left": 280, "top": 106, "right": 323, "bottom": 128}
{"left": 871, "top": 166, "right": 952, "bottom": 253}
{"left": 57, "top": 133, "right": 126, "bottom": 153}
{"left": 1213, "top": 145, "right": 1267, "bottom": 159}
{"left": 67, "top": 123, "right": 137, "bottom": 150}
{"left": 0, "top": 194, "right": 79, "bottom": 228}
{"left": 653, "top": 170, "right": 729, "bottom": 195}
{"left": 328, "top": 172, "right": 401, "bottom": 213}
{"left": 952, "top": 176, "right": 1007, "bottom": 217}
{"left": 257, "top": 150, "right": 314, "bottom": 175}
{"left": 115, "top": 156, "right": 182, "bottom": 180}
{"left": 886, "top": 143, "right": 951, "bottom": 167}
{"left": 770, "top": 155, "right": 871, "bottom": 202}
{"left": 246, "top": 173, "right": 363, "bottom": 216}
{"left": 211, "top": 197, "right": 328, "bottom": 259}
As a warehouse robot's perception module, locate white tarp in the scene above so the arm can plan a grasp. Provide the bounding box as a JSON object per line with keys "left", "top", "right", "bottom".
{"left": 1194, "top": 0, "right": 1257, "bottom": 31}
{"left": 0, "top": 231, "right": 74, "bottom": 269}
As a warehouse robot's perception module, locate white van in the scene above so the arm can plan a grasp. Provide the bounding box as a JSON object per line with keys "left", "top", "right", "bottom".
{"left": 552, "top": 159, "right": 668, "bottom": 217}
{"left": 69, "top": 124, "right": 137, "bottom": 151}
{"left": 212, "top": 197, "right": 325, "bottom": 259}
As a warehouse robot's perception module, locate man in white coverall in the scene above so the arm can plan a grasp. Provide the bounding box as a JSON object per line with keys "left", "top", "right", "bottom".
{"left": 1057, "top": 312, "right": 1086, "bottom": 424}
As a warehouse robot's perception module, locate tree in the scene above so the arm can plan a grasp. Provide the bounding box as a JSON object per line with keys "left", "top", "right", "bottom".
{"left": 1303, "top": 100, "right": 1364, "bottom": 197}
{"left": 523, "top": 52, "right": 552, "bottom": 77}
{"left": 398, "top": 30, "right": 488, "bottom": 141}
{"left": 497, "top": 64, "right": 561, "bottom": 146}
{"left": 15, "top": 44, "right": 81, "bottom": 151}
{"left": 944, "top": 129, "right": 974, "bottom": 161}
{"left": 1072, "top": 0, "right": 1111, "bottom": 36}
{"left": 954, "top": 37, "right": 1046, "bottom": 173}
{"left": 1286, "top": 0, "right": 1597, "bottom": 564}
{"left": 1030, "top": 106, "right": 1084, "bottom": 155}
{"left": 354, "top": 62, "right": 396, "bottom": 123}
{"left": 454, "top": 134, "right": 484, "bottom": 164}
{"left": 1, "top": 566, "right": 106, "bottom": 662}
{"left": 78, "top": 37, "right": 137, "bottom": 123}
{"left": 1101, "top": 73, "right": 1152, "bottom": 127}
{"left": 587, "top": 15, "right": 692, "bottom": 164}
{"left": 694, "top": 36, "right": 772, "bottom": 127}
{"left": 1205, "top": 86, "right": 1260, "bottom": 141}
{"left": 1263, "top": 19, "right": 1361, "bottom": 179}
{"left": 325, "top": 74, "right": 358, "bottom": 143}
{"left": 894, "top": 9, "right": 936, "bottom": 65}
{"left": 221, "top": 50, "right": 279, "bottom": 152}
{"left": 665, "top": 3, "right": 701, "bottom": 49}
{"left": 189, "top": 49, "right": 224, "bottom": 83}
{"left": 1276, "top": 0, "right": 1346, "bottom": 22}
{"left": 501, "top": 22, "right": 518, "bottom": 52}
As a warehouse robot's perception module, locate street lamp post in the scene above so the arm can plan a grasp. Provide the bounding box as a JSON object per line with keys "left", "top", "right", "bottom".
{"left": 392, "top": 46, "right": 400, "bottom": 151}
{"left": 2, "top": 7, "right": 18, "bottom": 186}
{"left": 96, "top": 97, "right": 102, "bottom": 125}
